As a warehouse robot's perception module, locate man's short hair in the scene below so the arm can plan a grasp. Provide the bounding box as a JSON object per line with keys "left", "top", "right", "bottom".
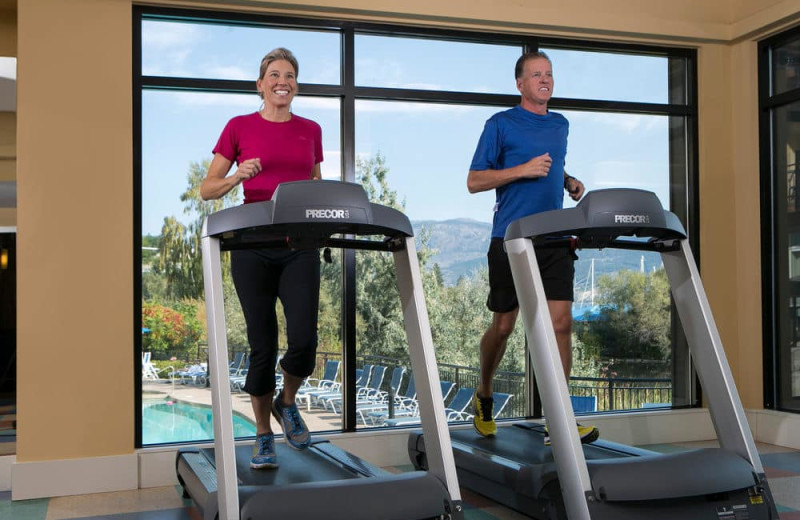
{"left": 515, "top": 51, "right": 552, "bottom": 79}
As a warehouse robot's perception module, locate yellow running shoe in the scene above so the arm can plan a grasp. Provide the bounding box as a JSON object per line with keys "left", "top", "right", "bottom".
{"left": 473, "top": 391, "right": 497, "bottom": 438}
{"left": 544, "top": 423, "right": 599, "bottom": 445}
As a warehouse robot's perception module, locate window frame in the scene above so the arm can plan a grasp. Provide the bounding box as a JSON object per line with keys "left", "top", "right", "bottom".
{"left": 759, "top": 25, "right": 800, "bottom": 413}
{"left": 134, "top": 5, "right": 699, "bottom": 446}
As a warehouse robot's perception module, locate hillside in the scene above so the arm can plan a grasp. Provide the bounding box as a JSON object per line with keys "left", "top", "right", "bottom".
{"left": 412, "top": 219, "right": 662, "bottom": 286}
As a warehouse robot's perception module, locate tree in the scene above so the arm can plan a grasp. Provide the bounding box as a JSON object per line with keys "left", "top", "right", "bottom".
{"left": 142, "top": 301, "right": 204, "bottom": 358}
{"left": 352, "top": 153, "right": 410, "bottom": 361}
{"left": 153, "top": 160, "right": 241, "bottom": 300}
{"left": 574, "top": 268, "right": 672, "bottom": 378}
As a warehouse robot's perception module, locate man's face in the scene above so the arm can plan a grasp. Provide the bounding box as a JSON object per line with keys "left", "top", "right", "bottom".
{"left": 516, "top": 57, "right": 553, "bottom": 106}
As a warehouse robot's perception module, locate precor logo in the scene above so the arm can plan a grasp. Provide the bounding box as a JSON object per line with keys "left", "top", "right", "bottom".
{"left": 305, "top": 208, "right": 350, "bottom": 219}
{"left": 614, "top": 214, "right": 650, "bottom": 224}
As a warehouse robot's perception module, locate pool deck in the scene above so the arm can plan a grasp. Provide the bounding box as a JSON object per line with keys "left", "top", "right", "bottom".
{"left": 142, "top": 379, "right": 347, "bottom": 435}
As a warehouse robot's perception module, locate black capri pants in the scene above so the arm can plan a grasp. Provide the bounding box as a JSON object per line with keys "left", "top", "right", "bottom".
{"left": 231, "top": 247, "right": 321, "bottom": 396}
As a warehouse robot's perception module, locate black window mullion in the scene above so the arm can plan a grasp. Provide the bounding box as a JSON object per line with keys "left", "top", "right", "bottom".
{"left": 759, "top": 39, "right": 778, "bottom": 409}
{"left": 341, "top": 26, "right": 358, "bottom": 433}
{"left": 133, "top": 5, "right": 145, "bottom": 450}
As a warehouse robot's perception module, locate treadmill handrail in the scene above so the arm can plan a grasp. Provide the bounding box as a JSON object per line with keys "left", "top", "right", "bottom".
{"left": 504, "top": 188, "right": 686, "bottom": 247}
{"left": 203, "top": 180, "right": 413, "bottom": 251}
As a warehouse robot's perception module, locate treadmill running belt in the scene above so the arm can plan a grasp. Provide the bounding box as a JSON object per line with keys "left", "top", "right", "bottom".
{"left": 201, "top": 440, "right": 373, "bottom": 487}
{"left": 449, "top": 422, "right": 644, "bottom": 465}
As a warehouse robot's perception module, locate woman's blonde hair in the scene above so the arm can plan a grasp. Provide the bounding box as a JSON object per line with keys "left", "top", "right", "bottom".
{"left": 258, "top": 47, "right": 299, "bottom": 99}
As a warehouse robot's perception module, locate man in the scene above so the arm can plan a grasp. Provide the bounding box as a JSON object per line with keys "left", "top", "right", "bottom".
{"left": 467, "top": 51, "right": 598, "bottom": 445}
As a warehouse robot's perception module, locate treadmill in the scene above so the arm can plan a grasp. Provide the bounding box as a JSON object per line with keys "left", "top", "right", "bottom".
{"left": 176, "top": 180, "right": 464, "bottom": 520}
{"left": 409, "top": 188, "right": 778, "bottom": 519}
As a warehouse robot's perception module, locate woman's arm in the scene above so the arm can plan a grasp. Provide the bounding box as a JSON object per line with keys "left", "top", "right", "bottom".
{"left": 311, "top": 162, "right": 322, "bottom": 180}
{"left": 200, "top": 154, "right": 261, "bottom": 200}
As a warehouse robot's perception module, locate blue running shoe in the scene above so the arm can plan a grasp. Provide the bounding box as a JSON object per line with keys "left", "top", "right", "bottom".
{"left": 250, "top": 432, "right": 278, "bottom": 469}
{"left": 272, "top": 390, "right": 311, "bottom": 450}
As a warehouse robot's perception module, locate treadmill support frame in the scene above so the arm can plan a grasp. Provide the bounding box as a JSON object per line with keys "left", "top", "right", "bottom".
{"left": 201, "top": 228, "right": 463, "bottom": 520}
{"left": 506, "top": 235, "right": 769, "bottom": 520}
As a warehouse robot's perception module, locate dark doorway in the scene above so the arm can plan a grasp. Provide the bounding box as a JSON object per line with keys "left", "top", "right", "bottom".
{"left": 0, "top": 231, "right": 16, "bottom": 451}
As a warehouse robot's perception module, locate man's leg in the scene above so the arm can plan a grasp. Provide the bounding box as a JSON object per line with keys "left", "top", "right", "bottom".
{"left": 474, "top": 309, "right": 518, "bottom": 437}
{"left": 548, "top": 300, "right": 573, "bottom": 380}
{"left": 478, "top": 309, "right": 519, "bottom": 398}
{"left": 547, "top": 299, "right": 599, "bottom": 444}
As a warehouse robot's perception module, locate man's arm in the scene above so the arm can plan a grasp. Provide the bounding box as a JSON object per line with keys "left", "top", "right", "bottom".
{"left": 467, "top": 153, "right": 553, "bottom": 194}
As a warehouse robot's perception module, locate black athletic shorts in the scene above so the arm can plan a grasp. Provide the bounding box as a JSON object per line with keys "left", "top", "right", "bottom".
{"left": 486, "top": 237, "right": 576, "bottom": 313}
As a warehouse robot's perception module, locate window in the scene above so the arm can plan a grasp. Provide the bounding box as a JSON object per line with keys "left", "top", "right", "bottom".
{"left": 135, "top": 7, "right": 698, "bottom": 446}
{"left": 760, "top": 28, "right": 800, "bottom": 413}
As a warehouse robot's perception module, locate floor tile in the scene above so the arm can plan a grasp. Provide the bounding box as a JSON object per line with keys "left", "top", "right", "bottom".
{"left": 68, "top": 509, "right": 196, "bottom": 520}
{"left": 762, "top": 452, "right": 800, "bottom": 474}
{"left": 770, "top": 476, "right": 800, "bottom": 510}
{"left": 765, "top": 466, "right": 800, "bottom": 479}
{"left": 46, "top": 487, "right": 186, "bottom": 520}
{"left": 0, "top": 496, "right": 49, "bottom": 520}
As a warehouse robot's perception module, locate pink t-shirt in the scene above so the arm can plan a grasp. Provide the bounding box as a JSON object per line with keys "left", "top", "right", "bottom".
{"left": 213, "top": 112, "right": 323, "bottom": 204}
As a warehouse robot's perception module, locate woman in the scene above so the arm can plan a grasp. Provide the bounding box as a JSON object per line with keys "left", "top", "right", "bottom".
{"left": 200, "top": 47, "right": 322, "bottom": 469}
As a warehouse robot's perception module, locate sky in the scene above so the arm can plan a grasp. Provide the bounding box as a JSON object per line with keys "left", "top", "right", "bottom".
{"left": 140, "top": 20, "right": 673, "bottom": 237}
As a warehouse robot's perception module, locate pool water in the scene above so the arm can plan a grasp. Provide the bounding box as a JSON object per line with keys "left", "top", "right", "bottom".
{"left": 142, "top": 399, "right": 256, "bottom": 445}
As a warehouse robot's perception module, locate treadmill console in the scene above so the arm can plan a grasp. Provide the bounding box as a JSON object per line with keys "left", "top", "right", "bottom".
{"left": 204, "top": 180, "right": 413, "bottom": 251}
{"left": 504, "top": 188, "right": 687, "bottom": 251}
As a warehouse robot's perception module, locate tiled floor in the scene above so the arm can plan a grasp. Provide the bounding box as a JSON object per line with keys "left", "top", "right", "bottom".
{"left": 1, "top": 440, "right": 798, "bottom": 519}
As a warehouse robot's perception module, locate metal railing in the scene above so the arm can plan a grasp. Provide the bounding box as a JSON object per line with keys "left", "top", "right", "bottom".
{"left": 161, "top": 348, "right": 673, "bottom": 417}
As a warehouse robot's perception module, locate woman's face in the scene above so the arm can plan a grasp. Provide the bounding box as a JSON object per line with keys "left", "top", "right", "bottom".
{"left": 257, "top": 59, "right": 297, "bottom": 109}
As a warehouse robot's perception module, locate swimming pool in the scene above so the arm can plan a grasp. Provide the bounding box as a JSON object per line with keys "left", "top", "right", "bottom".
{"left": 142, "top": 399, "right": 256, "bottom": 445}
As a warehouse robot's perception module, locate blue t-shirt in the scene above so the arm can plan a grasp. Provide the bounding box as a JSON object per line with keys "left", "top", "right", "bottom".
{"left": 470, "top": 106, "right": 569, "bottom": 238}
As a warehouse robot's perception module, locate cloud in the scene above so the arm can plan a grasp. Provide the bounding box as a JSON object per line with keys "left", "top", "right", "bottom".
{"left": 564, "top": 111, "right": 664, "bottom": 134}
{"left": 207, "top": 66, "right": 253, "bottom": 81}
{"left": 142, "top": 21, "right": 200, "bottom": 48}
{"left": 320, "top": 151, "right": 342, "bottom": 179}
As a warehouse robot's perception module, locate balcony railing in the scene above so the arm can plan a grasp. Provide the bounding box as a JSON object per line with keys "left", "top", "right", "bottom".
{"left": 160, "top": 347, "right": 673, "bottom": 418}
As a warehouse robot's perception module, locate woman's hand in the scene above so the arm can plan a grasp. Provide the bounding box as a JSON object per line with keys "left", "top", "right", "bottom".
{"left": 234, "top": 158, "right": 262, "bottom": 182}
{"left": 201, "top": 154, "right": 261, "bottom": 200}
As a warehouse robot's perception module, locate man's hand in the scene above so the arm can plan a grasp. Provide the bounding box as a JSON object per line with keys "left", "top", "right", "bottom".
{"left": 518, "top": 153, "right": 552, "bottom": 178}
{"left": 565, "top": 176, "right": 585, "bottom": 201}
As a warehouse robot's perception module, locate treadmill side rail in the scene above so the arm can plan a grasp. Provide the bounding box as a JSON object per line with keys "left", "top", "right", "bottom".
{"left": 393, "top": 236, "right": 464, "bottom": 517}
{"left": 201, "top": 226, "right": 240, "bottom": 520}
{"left": 505, "top": 236, "right": 593, "bottom": 520}
{"left": 661, "top": 240, "right": 763, "bottom": 472}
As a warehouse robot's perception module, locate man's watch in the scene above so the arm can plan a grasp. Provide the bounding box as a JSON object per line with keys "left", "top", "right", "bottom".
{"left": 564, "top": 175, "right": 577, "bottom": 190}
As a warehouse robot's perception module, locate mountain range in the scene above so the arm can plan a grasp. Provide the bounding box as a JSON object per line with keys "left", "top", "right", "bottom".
{"left": 411, "top": 219, "right": 662, "bottom": 287}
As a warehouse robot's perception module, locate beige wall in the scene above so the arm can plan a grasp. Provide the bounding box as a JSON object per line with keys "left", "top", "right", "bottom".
{"left": 16, "top": 0, "right": 133, "bottom": 461}
{"left": 10, "top": 0, "right": 798, "bottom": 468}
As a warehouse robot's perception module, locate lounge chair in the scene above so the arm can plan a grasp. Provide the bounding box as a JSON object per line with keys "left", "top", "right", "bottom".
{"left": 356, "top": 374, "right": 417, "bottom": 426}
{"left": 229, "top": 355, "right": 251, "bottom": 393}
{"left": 383, "top": 386, "right": 475, "bottom": 426}
{"left": 369, "top": 380, "right": 455, "bottom": 426}
{"left": 142, "top": 352, "right": 173, "bottom": 381}
{"left": 296, "top": 360, "right": 341, "bottom": 411}
{"left": 359, "top": 366, "right": 405, "bottom": 405}
{"left": 570, "top": 395, "right": 598, "bottom": 413}
{"left": 172, "top": 363, "right": 207, "bottom": 386}
{"left": 327, "top": 365, "right": 388, "bottom": 414}
{"left": 314, "top": 364, "right": 373, "bottom": 409}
